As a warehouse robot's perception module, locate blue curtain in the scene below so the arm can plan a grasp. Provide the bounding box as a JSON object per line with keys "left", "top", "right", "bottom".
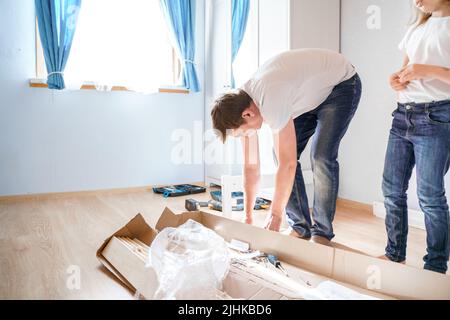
{"left": 231, "top": 0, "right": 250, "bottom": 88}
{"left": 160, "top": 0, "right": 200, "bottom": 92}
{"left": 35, "top": 0, "right": 81, "bottom": 90}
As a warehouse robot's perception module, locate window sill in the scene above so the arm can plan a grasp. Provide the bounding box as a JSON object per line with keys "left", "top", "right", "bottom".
{"left": 28, "top": 79, "right": 190, "bottom": 94}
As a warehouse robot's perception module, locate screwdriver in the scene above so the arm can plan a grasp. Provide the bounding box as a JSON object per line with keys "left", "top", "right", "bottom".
{"left": 263, "top": 254, "right": 311, "bottom": 286}
{"left": 267, "top": 254, "right": 289, "bottom": 277}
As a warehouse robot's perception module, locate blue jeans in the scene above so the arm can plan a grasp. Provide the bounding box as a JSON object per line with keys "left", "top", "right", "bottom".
{"left": 383, "top": 100, "right": 450, "bottom": 274}
{"left": 286, "top": 74, "right": 362, "bottom": 240}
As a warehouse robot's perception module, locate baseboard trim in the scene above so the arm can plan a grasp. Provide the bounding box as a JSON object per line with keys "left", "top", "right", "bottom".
{"left": 373, "top": 201, "right": 425, "bottom": 230}
{"left": 0, "top": 181, "right": 206, "bottom": 203}
{"left": 0, "top": 186, "right": 152, "bottom": 202}
{"left": 336, "top": 198, "right": 373, "bottom": 214}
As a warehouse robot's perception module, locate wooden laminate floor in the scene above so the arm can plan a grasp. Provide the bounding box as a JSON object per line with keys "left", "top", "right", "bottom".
{"left": 0, "top": 188, "right": 436, "bottom": 299}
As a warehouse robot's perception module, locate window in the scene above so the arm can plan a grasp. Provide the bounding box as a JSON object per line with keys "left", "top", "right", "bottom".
{"left": 36, "top": 0, "right": 182, "bottom": 92}
{"left": 232, "top": 0, "right": 259, "bottom": 88}
{"left": 232, "top": 0, "right": 289, "bottom": 88}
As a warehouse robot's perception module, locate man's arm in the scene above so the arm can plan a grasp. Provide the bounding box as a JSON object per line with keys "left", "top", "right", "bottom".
{"left": 266, "top": 119, "right": 297, "bottom": 231}
{"left": 242, "top": 132, "right": 260, "bottom": 224}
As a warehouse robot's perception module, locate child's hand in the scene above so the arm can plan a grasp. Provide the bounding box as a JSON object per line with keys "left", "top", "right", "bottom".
{"left": 389, "top": 72, "right": 409, "bottom": 91}
{"left": 398, "top": 64, "right": 430, "bottom": 82}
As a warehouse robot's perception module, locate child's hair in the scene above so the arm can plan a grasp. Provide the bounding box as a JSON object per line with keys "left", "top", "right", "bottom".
{"left": 411, "top": 0, "right": 450, "bottom": 26}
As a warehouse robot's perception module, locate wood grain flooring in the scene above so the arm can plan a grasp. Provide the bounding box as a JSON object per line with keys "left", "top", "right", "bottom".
{"left": 0, "top": 188, "right": 439, "bottom": 299}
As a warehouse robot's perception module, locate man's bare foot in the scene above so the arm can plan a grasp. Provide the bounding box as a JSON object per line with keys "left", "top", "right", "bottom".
{"left": 378, "top": 255, "right": 406, "bottom": 264}
{"left": 311, "top": 235, "right": 332, "bottom": 247}
{"left": 282, "top": 227, "right": 311, "bottom": 240}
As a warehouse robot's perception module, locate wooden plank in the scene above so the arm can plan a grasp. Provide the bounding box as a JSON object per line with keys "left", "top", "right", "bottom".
{"left": 117, "top": 237, "right": 147, "bottom": 262}
{"left": 101, "top": 237, "right": 158, "bottom": 298}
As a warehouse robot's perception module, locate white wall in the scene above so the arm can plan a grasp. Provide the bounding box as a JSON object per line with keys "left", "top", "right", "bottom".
{"left": 289, "top": 0, "right": 341, "bottom": 171}
{"left": 289, "top": 0, "right": 341, "bottom": 51}
{"left": 204, "top": 0, "right": 235, "bottom": 185}
{"left": 0, "top": 0, "right": 205, "bottom": 196}
{"left": 339, "top": 0, "right": 449, "bottom": 209}
{"left": 260, "top": 0, "right": 290, "bottom": 63}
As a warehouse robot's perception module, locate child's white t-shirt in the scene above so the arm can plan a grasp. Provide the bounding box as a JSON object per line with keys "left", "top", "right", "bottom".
{"left": 242, "top": 49, "right": 356, "bottom": 131}
{"left": 398, "top": 16, "right": 450, "bottom": 103}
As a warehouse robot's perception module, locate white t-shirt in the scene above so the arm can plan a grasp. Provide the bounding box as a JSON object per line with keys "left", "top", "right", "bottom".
{"left": 241, "top": 49, "right": 356, "bottom": 131}
{"left": 398, "top": 16, "right": 450, "bottom": 103}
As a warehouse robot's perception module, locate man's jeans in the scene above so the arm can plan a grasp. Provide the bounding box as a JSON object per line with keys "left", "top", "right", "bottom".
{"left": 383, "top": 100, "right": 450, "bottom": 274}
{"left": 286, "top": 74, "right": 362, "bottom": 241}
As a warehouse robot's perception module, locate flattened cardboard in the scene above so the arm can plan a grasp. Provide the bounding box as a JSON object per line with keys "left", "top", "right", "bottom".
{"left": 98, "top": 208, "right": 450, "bottom": 300}
{"left": 102, "top": 237, "right": 158, "bottom": 297}
{"left": 225, "top": 266, "right": 300, "bottom": 300}
{"left": 156, "top": 208, "right": 335, "bottom": 277}
{"left": 96, "top": 214, "right": 158, "bottom": 292}
{"left": 332, "top": 247, "right": 450, "bottom": 300}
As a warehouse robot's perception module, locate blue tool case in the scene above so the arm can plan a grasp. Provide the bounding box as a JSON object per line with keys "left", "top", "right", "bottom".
{"left": 152, "top": 184, "right": 206, "bottom": 198}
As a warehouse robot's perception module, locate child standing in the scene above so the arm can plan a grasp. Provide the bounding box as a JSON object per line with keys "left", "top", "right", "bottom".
{"left": 383, "top": 0, "right": 450, "bottom": 274}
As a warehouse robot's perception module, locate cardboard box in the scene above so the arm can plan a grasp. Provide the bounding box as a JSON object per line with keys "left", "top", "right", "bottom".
{"left": 97, "top": 208, "right": 450, "bottom": 300}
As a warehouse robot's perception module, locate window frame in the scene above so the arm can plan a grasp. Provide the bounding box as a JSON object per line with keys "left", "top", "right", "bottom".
{"left": 32, "top": 18, "right": 188, "bottom": 94}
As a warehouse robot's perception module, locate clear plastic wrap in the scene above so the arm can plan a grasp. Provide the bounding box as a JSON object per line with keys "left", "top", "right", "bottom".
{"left": 147, "top": 219, "right": 230, "bottom": 300}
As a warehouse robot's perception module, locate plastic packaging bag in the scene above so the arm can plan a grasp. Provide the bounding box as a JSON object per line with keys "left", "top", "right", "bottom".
{"left": 147, "top": 219, "right": 230, "bottom": 300}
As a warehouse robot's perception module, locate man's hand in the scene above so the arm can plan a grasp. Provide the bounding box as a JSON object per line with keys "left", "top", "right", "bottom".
{"left": 266, "top": 119, "right": 296, "bottom": 233}
{"left": 242, "top": 214, "right": 253, "bottom": 225}
{"left": 389, "top": 72, "right": 409, "bottom": 91}
{"left": 398, "top": 64, "right": 431, "bottom": 83}
{"left": 264, "top": 213, "right": 282, "bottom": 232}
